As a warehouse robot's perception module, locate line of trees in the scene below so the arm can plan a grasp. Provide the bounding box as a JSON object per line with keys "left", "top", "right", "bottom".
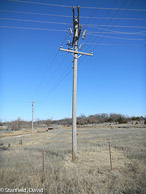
{"left": 1, "top": 114, "right": 146, "bottom": 131}
{"left": 54, "top": 114, "right": 145, "bottom": 125}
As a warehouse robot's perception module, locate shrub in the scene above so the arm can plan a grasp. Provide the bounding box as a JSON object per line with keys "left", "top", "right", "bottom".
{"left": 117, "top": 116, "right": 127, "bottom": 124}
{"left": 107, "top": 118, "right": 113, "bottom": 123}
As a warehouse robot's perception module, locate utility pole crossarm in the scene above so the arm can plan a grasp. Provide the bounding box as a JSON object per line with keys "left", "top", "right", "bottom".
{"left": 59, "top": 48, "right": 93, "bottom": 56}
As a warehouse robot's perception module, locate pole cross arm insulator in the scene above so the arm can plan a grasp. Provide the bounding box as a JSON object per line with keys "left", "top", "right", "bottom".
{"left": 79, "top": 44, "right": 83, "bottom": 50}
{"left": 82, "top": 30, "right": 88, "bottom": 40}
{"left": 68, "top": 28, "right": 72, "bottom": 36}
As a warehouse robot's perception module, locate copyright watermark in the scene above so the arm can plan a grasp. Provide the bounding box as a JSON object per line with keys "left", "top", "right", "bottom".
{"left": 0, "top": 188, "right": 44, "bottom": 193}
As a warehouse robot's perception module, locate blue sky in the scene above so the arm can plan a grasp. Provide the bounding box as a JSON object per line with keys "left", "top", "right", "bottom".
{"left": 0, "top": 0, "right": 146, "bottom": 121}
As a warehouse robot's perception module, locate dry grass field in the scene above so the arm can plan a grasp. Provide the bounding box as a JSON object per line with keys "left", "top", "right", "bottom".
{"left": 0, "top": 124, "right": 146, "bottom": 194}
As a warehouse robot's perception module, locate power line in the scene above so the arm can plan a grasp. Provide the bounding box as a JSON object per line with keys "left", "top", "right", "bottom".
{"left": 88, "top": 31, "right": 146, "bottom": 35}
{"left": 0, "top": 17, "right": 72, "bottom": 26}
{"left": 41, "top": 62, "right": 72, "bottom": 99}
{"left": 1, "top": 10, "right": 146, "bottom": 21}
{"left": 33, "top": 26, "right": 71, "bottom": 101}
{"left": 79, "top": 0, "right": 136, "bottom": 65}
{"left": 83, "top": 0, "right": 126, "bottom": 47}
{"left": 85, "top": 24, "right": 146, "bottom": 29}
{"left": 1, "top": 24, "right": 144, "bottom": 31}
{"left": 0, "top": 9, "right": 72, "bottom": 18}
{"left": 81, "top": 16, "right": 146, "bottom": 21}
{"left": 88, "top": 33, "right": 145, "bottom": 41}
{"left": 37, "top": 60, "right": 73, "bottom": 103}
{"left": 37, "top": 38, "right": 146, "bottom": 100}
{"left": 2, "top": 25, "right": 145, "bottom": 33}
{"left": 0, "top": 25, "right": 68, "bottom": 31}
{"left": 35, "top": 53, "right": 69, "bottom": 100}
{"left": 2, "top": 18, "right": 146, "bottom": 30}
{"left": 82, "top": 43, "right": 145, "bottom": 46}
{"left": 81, "top": 6, "right": 146, "bottom": 12}
{"left": 41, "top": 66, "right": 72, "bottom": 101}
{"left": 9, "top": 0, "right": 73, "bottom": 8}
{"left": 80, "top": 0, "right": 125, "bottom": 62}
{"left": 88, "top": 28, "right": 146, "bottom": 35}
{"left": 83, "top": 0, "right": 137, "bottom": 52}
{"left": 81, "top": 0, "right": 103, "bottom": 33}
{"left": 91, "top": 0, "right": 138, "bottom": 52}
{"left": 32, "top": 51, "right": 60, "bottom": 100}
{"left": 8, "top": 0, "right": 146, "bottom": 12}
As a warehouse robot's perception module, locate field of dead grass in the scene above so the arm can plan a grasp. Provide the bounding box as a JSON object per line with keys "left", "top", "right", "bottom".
{"left": 0, "top": 125, "right": 146, "bottom": 194}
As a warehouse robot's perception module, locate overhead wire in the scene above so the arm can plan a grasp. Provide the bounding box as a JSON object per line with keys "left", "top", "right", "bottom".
{"left": 88, "top": 28, "right": 146, "bottom": 35}
{"left": 81, "top": 16, "right": 146, "bottom": 21}
{"left": 82, "top": 43, "right": 145, "bottom": 46}
{"left": 0, "top": 25, "right": 68, "bottom": 31}
{"left": 0, "top": 17, "right": 72, "bottom": 26}
{"left": 36, "top": 26, "right": 73, "bottom": 100}
{"left": 32, "top": 28, "right": 72, "bottom": 100}
{"left": 79, "top": 0, "right": 139, "bottom": 65}
{"left": 83, "top": 0, "right": 138, "bottom": 53}
{"left": 87, "top": 33, "right": 145, "bottom": 41}
{"left": 35, "top": 53, "right": 69, "bottom": 100}
{"left": 84, "top": 24, "right": 146, "bottom": 29}
{"left": 1, "top": 24, "right": 146, "bottom": 31}
{"left": 83, "top": 0, "right": 128, "bottom": 51}
{"left": 33, "top": 29, "right": 71, "bottom": 100}
{"left": 9, "top": 0, "right": 73, "bottom": 8}
{"left": 32, "top": 51, "right": 59, "bottom": 100}
{"left": 0, "top": 9, "right": 72, "bottom": 18}
{"left": 1, "top": 10, "right": 146, "bottom": 21}
{"left": 4, "top": 0, "right": 146, "bottom": 101}
{"left": 1, "top": 18, "right": 146, "bottom": 29}
{"left": 91, "top": 0, "right": 142, "bottom": 52}
{"left": 36, "top": 30, "right": 72, "bottom": 101}
{"left": 81, "top": 0, "right": 103, "bottom": 33}
{"left": 88, "top": 31, "right": 146, "bottom": 35}
{"left": 79, "top": 0, "right": 120, "bottom": 64}
{"left": 0, "top": 9, "right": 73, "bottom": 101}
{"left": 47, "top": 68, "right": 72, "bottom": 96}
{"left": 80, "top": 5, "right": 146, "bottom": 12}
{"left": 8, "top": 0, "right": 146, "bottom": 12}
{"left": 41, "top": 63, "right": 72, "bottom": 102}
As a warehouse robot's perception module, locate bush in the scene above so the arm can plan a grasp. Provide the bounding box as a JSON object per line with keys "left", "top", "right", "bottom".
{"left": 117, "top": 116, "right": 127, "bottom": 124}
{"left": 8, "top": 118, "right": 23, "bottom": 131}
{"left": 107, "top": 118, "right": 113, "bottom": 123}
{"left": 131, "top": 117, "right": 141, "bottom": 121}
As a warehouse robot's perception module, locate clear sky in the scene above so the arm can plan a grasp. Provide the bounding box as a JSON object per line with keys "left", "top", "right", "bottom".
{"left": 0, "top": 0, "right": 146, "bottom": 121}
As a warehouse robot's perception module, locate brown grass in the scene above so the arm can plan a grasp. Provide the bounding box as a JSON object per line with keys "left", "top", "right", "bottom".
{"left": 0, "top": 125, "right": 146, "bottom": 194}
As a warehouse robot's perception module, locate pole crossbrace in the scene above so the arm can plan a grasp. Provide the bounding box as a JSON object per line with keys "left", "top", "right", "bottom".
{"left": 59, "top": 48, "right": 93, "bottom": 56}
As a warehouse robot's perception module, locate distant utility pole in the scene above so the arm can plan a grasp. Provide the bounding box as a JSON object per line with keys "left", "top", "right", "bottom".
{"left": 31, "top": 101, "right": 38, "bottom": 138}
{"left": 59, "top": 6, "right": 93, "bottom": 161}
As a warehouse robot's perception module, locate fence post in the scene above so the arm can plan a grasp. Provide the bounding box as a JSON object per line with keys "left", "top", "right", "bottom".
{"left": 109, "top": 142, "right": 112, "bottom": 170}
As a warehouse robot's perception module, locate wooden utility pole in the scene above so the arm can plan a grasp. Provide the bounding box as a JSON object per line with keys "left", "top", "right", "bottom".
{"left": 31, "top": 101, "right": 38, "bottom": 138}
{"left": 59, "top": 6, "right": 93, "bottom": 161}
